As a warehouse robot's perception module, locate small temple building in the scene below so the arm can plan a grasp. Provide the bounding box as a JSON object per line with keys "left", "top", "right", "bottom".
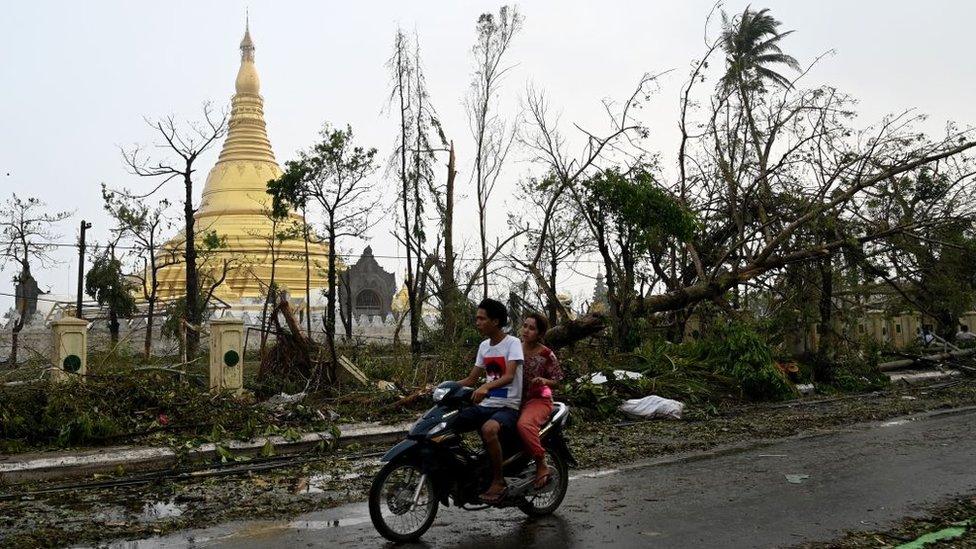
{"left": 154, "top": 22, "right": 332, "bottom": 308}
{"left": 340, "top": 246, "right": 396, "bottom": 321}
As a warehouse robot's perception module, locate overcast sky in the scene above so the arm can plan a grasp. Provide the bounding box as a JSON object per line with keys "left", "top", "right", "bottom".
{"left": 1, "top": 1, "right": 974, "bottom": 311}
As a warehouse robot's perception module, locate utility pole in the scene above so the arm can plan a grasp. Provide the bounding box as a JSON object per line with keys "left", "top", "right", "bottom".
{"left": 76, "top": 220, "right": 91, "bottom": 319}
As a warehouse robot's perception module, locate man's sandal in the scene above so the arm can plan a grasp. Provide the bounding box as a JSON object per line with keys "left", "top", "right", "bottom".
{"left": 479, "top": 486, "right": 508, "bottom": 504}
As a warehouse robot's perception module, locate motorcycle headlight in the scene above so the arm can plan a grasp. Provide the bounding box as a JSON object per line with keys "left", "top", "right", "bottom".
{"left": 432, "top": 386, "right": 451, "bottom": 402}
{"left": 428, "top": 421, "right": 449, "bottom": 436}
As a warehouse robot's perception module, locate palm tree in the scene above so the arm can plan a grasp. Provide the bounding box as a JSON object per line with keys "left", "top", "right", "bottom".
{"left": 718, "top": 7, "right": 801, "bottom": 295}
{"left": 719, "top": 7, "right": 800, "bottom": 93}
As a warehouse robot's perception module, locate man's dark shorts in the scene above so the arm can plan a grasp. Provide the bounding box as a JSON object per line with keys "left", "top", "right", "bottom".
{"left": 454, "top": 405, "right": 518, "bottom": 434}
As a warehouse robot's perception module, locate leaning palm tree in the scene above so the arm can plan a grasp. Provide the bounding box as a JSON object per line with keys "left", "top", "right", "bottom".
{"left": 719, "top": 7, "right": 800, "bottom": 93}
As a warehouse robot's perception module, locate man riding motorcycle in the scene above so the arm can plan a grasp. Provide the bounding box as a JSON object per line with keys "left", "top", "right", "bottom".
{"left": 367, "top": 298, "right": 574, "bottom": 542}
{"left": 454, "top": 298, "right": 524, "bottom": 503}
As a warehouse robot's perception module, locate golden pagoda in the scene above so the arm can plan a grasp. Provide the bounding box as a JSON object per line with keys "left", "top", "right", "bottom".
{"left": 155, "top": 22, "right": 332, "bottom": 305}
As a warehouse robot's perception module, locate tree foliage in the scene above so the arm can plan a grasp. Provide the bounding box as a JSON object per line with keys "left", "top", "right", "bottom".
{"left": 85, "top": 250, "right": 137, "bottom": 343}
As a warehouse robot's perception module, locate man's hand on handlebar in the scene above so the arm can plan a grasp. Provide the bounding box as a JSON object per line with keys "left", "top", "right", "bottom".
{"left": 472, "top": 385, "right": 489, "bottom": 404}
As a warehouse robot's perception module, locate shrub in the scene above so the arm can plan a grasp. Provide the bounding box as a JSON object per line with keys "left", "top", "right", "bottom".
{"left": 0, "top": 366, "right": 332, "bottom": 452}
{"left": 694, "top": 321, "right": 795, "bottom": 401}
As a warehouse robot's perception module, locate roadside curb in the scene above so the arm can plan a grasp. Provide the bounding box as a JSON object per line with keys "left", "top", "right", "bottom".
{"left": 0, "top": 421, "right": 412, "bottom": 485}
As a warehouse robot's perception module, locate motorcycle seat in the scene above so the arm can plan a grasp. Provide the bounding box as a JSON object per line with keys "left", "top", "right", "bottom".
{"left": 543, "top": 402, "right": 568, "bottom": 428}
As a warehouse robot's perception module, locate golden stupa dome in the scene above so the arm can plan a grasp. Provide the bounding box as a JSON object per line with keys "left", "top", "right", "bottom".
{"left": 392, "top": 286, "right": 409, "bottom": 315}
{"left": 154, "top": 22, "right": 336, "bottom": 305}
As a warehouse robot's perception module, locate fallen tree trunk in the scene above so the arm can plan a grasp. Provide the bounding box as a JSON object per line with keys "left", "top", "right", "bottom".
{"left": 546, "top": 312, "right": 608, "bottom": 350}
{"left": 878, "top": 348, "right": 976, "bottom": 372}
{"left": 381, "top": 383, "right": 436, "bottom": 411}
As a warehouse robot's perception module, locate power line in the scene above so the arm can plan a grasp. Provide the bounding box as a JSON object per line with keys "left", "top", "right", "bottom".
{"left": 0, "top": 240, "right": 610, "bottom": 264}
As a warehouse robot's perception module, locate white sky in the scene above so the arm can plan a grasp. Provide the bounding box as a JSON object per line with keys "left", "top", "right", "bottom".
{"left": 1, "top": 1, "right": 974, "bottom": 310}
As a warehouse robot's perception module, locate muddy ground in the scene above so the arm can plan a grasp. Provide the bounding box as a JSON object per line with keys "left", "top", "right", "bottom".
{"left": 1, "top": 378, "right": 974, "bottom": 548}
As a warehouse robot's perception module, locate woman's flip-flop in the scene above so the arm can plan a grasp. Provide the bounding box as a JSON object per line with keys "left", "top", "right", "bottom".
{"left": 533, "top": 473, "right": 552, "bottom": 490}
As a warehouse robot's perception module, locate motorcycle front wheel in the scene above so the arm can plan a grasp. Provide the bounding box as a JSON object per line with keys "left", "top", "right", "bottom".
{"left": 368, "top": 458, "right": 439, "bottom": 542}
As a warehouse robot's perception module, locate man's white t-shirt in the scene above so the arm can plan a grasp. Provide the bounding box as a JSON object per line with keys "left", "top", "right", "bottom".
{"left": 475, "top": 335, "right": 524, "bottom": 410}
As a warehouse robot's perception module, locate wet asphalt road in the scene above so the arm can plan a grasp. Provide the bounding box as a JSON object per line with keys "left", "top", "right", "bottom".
{"left": 127, "top": 407, "right": 976, "bottom": 548}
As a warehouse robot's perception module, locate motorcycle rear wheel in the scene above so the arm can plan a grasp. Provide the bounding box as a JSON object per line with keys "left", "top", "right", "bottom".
{"left": 518, "top": 449, "right": 569, "bottom": 517}
{"left": 368, "top": 458, "right": 439, "bottom": 542}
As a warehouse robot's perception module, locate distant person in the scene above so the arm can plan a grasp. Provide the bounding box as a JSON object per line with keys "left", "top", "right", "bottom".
{"left": 956, "top": 325, "right": 976, "bottom": 343}
{"left": 919, "top": 326, "right": 936, "bottom": 347}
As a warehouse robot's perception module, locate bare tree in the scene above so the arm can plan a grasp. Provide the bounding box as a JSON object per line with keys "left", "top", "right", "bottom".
{"left": 467, "top": 6, "right": 523, "bottom": 300}
{"left": 0, "top": 195, "right": 71, "bottom": 365}
{"left": 121, "top": 104, "right": 227, "bottom": 357}
{"left": 102, "top": 185, "right": 177, "bottom": 360}
{"left": 517, "top": 72, "right": 661, "bottom": 343}
{"left": 439, "top": 142, "right": 460, "bottom": 339}
{"left": 244, "top": 201, "right": 294, "bottom": 360}
{"left": 387, "top": 29, "right": 442, "bottom": 354}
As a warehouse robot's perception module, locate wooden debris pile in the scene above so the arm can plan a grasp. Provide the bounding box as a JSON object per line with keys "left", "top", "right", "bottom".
{"left": 258, "top": 296, "right": 327, "bottom": 385}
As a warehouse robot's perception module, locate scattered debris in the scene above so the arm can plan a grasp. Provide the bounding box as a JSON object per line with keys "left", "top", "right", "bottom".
{"left": 895, "top": 522, "right": 970, "bottom": 549}
{"left": 889, "top": 370, "right": 962, "bottom": 384}
{"left": 375, "top": 380, "right": 398, "bottom": 392}
{"left": 796, "top": 383, "right": 816, "bottom": 396}
{"left": 4, "top": 381, "right": 976, "bottom": 547}
{"left": 580, "top": 370, "right": 644, "bottom": 385}
{"left": 260, "top": 392, "right": 307, "bottom": 412}
{"left": 879, "top": 348, "right": 976, "bottom": 372}
{"left": 776, "top": 362, "right": 800, "bottom": 375}
{"left": 337, "top": 356, "right": 369, "bottom": 385}
{"left": 785, "top": 474, "right": 810, "bottom": 484}
{"left": 382, "top": 383, "right": 436, "bottom": 411}
{"left": 292, "top": 476, "right": 310, "bottom": 494}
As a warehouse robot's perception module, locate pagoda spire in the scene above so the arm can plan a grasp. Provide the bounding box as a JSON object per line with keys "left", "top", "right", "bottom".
{"left": 240, "top": 11, "right": 254, "bottom": 63}
{"left": 195, "top": 20, "right": 279, "bottom": 217}
{"left": 216, "top": 20, "right": 275, "bottom": 166}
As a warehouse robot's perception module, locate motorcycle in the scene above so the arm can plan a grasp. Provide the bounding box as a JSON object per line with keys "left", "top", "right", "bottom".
{"left": 368, "top": 380, "right": 575, "bottom": 542}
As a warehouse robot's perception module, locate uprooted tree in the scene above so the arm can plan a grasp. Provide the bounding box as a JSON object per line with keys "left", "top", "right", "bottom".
{"left": 518, "top": 6, "right": 976, "bottom": 368}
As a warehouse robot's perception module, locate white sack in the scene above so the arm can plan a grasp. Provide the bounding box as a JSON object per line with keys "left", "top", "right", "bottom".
{"left": 619, "top": 395, "right": 685, "bottom": 419}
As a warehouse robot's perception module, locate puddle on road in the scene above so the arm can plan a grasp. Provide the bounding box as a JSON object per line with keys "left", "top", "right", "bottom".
{"left": 117, "top": 506, "right": 373, "bottom": 547}
{"left": 303, "top": 471, "right": 363, "bottom": 494}
{"left": 139, "top": 499, "right": 185, "bottom": 522}
{"left": 288, "top": 516, "right": 371, "bottom": 529}
{"left": 300, "top": 459, "right": 379, "bottom": 494}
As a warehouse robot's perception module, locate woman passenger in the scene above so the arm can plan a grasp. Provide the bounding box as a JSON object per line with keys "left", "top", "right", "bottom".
{"left": 517, "top": 312, "right": 564, "bottom": 488}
